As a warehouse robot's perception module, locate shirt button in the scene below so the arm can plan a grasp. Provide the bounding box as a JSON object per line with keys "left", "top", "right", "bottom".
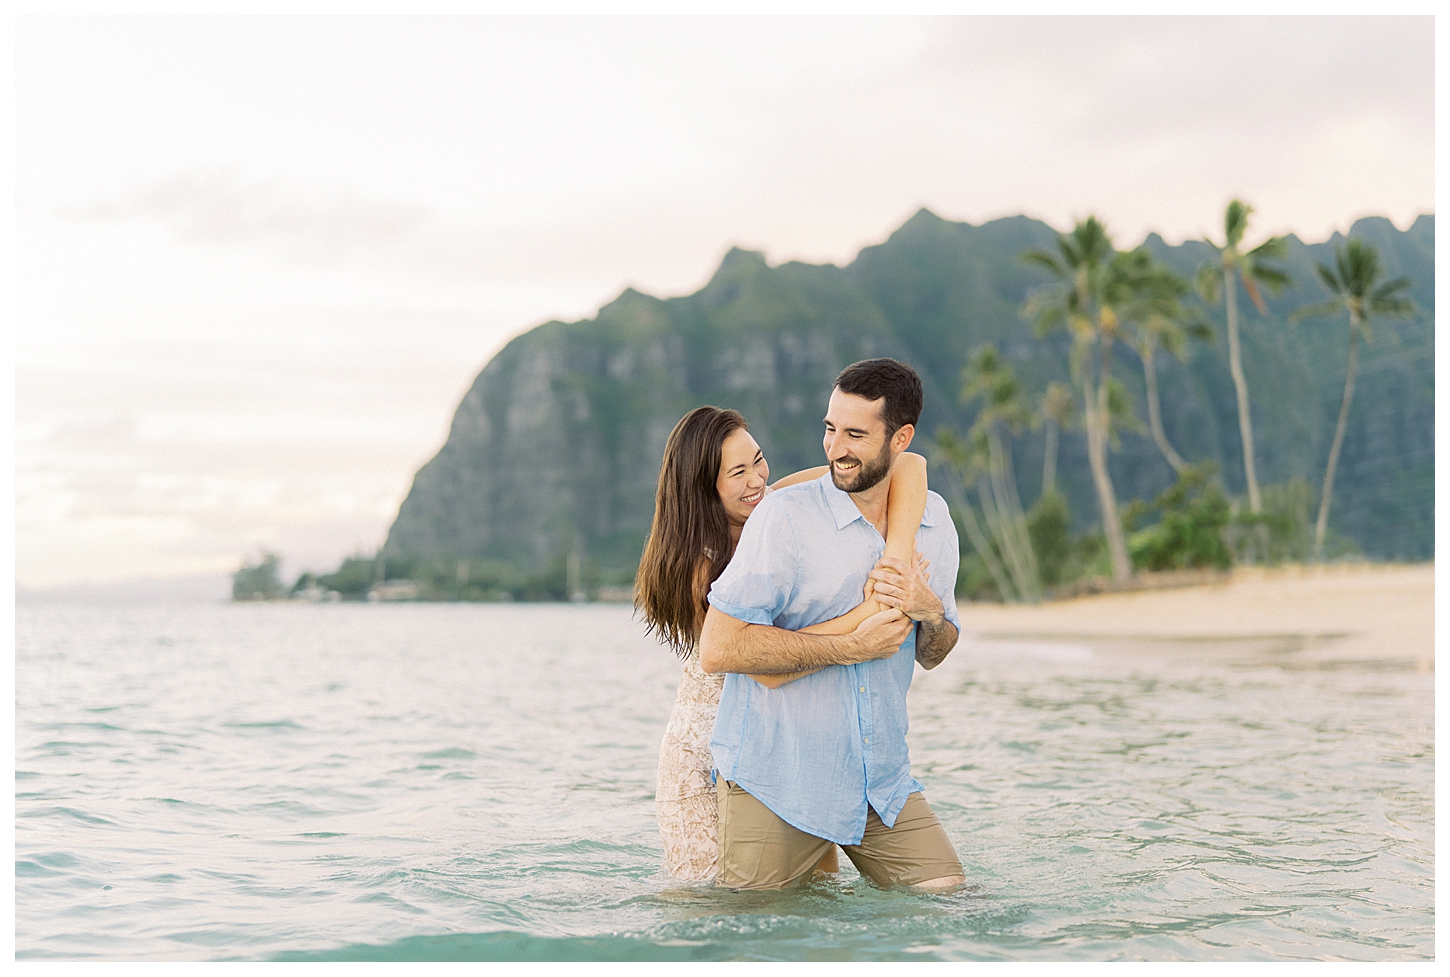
{"left": 863, "top": 737, "right": 870, "bottom": 744}
{"left": 859, "top": 686, "right": 866, "bottom": 693}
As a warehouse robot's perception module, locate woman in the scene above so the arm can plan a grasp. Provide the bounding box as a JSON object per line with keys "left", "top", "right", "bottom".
{"left": 636, "top": 406, "right": 929, "bottom": 882}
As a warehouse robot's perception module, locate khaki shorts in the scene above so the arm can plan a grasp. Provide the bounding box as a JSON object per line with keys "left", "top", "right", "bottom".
{"left": 716, "top": 780, "right": 963, "bottom": 890}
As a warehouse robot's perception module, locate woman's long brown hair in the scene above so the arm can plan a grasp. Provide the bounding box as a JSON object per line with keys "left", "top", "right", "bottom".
{"left": 635, "top": 406, "right": 747, "bottom": 658}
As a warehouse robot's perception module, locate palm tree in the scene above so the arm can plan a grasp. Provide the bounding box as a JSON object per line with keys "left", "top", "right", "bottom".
{"left": 1290, "top": 239, "right": 1413, "bottom": 561}
{"left": 1021, "top": 216, "right": 1136, "bottom": 581}
{"left": 1120, "top": 252, "right": 1210, "bottom": 474}
{"left": 1195, "top": 200, "right": 1291, "bottom": 513}
{"left": 1038, "top": 381, "right": 1075, "bottom": 496}
{"left": 933, "top": 428, "right": 1018, "bottom": 602}
{"left": 961, "top": 345, "right": 1041, "bottom": 602}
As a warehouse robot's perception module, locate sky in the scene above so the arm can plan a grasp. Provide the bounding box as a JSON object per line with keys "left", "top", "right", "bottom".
{"left": 14, "top": 15, "right": 1435, "bottom": 590}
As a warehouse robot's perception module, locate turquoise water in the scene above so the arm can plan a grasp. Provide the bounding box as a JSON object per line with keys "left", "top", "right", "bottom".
{"left": 14, "top": 601, "right": 1434, "bottom": 961}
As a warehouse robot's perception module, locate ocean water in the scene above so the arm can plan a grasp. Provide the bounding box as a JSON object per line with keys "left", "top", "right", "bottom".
{"left": 14, "top": 600, "right": 1434, "bottom": 961}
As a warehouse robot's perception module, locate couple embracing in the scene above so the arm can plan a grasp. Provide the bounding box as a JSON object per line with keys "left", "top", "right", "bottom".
{"left": 636, "top": 358, "right": 966, "bottom": 892}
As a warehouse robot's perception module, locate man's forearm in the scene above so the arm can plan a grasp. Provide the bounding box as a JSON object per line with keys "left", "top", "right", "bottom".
{"left": 914, "top": 617, "right": 958, "bottom": 669}
{"left": 700, "top": 616, "right": 863, "bottom": 675}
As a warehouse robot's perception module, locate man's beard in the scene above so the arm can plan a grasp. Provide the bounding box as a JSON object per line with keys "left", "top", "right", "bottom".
{"left": 831, "top": 443, "right": 893, "bottom": 493}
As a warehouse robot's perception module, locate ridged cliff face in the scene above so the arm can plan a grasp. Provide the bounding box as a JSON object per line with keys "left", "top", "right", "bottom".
{"left": 383, "top": 209, "right": 1434, "bottom": 578}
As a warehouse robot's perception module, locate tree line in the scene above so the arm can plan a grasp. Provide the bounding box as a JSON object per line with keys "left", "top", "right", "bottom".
{"left": 934, "top": 201, "right": 1416, "bottom": 601}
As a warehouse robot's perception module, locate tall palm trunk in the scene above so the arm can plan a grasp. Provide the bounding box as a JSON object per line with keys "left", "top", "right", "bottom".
{"left": 1314, "top": 318, "right": 1361, "bottom": 561}
{"left": 1225, "top": 267, "right": 1262, "bottom": 512}
{"left": 1085, "top": 369, "right": 1131, "bottom": 581}
{"left": 987, "top": 431, "right": 1040, "bottom": 601}
{"left": 1042, "top": 419, "right": 1058, "bottom": 496}
{"left": 942, "top": 474, "right": 1018, "bottom": 602}
{"left": 977, "top": 470, "right": 1036, "bottom": 602}
{"left": 1140, "top": 335, "right": 1187, "bottom": 473}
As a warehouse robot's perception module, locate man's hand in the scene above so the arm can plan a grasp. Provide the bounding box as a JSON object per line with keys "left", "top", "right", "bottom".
{"left": 851, "top": 607, "right": 915, "bottom": 661}
{"left": 869, "top": 553, "right": 959, "bottom": 669}
{"left": 868, "top": 555, "right": 945, "bottom": 625}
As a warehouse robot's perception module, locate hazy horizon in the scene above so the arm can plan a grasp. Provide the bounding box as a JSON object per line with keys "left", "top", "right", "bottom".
{"left": 16, "top": 15, "right": 1434, "bottom": 588}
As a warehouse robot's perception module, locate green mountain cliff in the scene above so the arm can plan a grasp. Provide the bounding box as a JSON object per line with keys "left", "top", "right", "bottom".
{"left": 380, "top": 210, "right": 1434, "bottom": 592}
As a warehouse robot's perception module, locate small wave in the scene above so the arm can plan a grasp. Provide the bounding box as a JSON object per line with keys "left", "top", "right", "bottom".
{"left": 16, "top": 860, "right": 63, "bottom": 878}
{"left": 222, "top": 720, "right": 304, "bottom": 730}
{"left": 44, "top": 721, "right": 125, "bottom": 732}
{"left": 270, "top": 930, "right": 734, "bottom": 962}
{"left": 18, "top": 806, "right": 116, "bottom": 826}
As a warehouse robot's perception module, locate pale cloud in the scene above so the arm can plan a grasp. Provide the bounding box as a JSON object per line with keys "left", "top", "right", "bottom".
{"left": 77, "top": 168, "right": 434, "bottom": 257}
{"left": 14, "top": 15, "right": 1434, "bottom": 588}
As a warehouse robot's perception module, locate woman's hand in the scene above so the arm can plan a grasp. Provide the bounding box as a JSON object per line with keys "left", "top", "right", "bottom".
{"left": 866, "top": 551, "right": 926, "bottom": 603}
{"left": 869, "top": 554, "right": 945, "bottom": 625}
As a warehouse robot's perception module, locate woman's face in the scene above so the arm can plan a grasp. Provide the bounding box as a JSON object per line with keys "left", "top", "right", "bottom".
{"left": 716, "top": 428, "right": 770, "bottom": 530}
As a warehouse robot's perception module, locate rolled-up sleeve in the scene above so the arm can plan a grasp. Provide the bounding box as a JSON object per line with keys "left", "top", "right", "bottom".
{"left": 707, "top": 496, "right": 798, "bottom": 627}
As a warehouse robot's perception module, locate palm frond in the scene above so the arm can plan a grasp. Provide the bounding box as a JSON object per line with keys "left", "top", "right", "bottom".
{"left": 1335, "top": 244, "right": 1356, "bottom": 292}
{"left": 1224, "top": 199, "right": 1252, "bottom": 249}
{"left": 1370, "top": 295, "right": 1414, "bottom": 319}
{"left": 1040, "top": 381, "right": 1076, "bottom": 428}
{"left": 1023, "top": 287, "right": 1068, "bottom": 337}
{"left": 1240, "top": 269, "right": 1269, "bottom": 315}
{"left": 1370, "top": 275, "right": 1412, "bottom": 304}
{"left": 1247, "top": 235, "right": 1288, "bottom": 262}
{"left": 1250, "top": 264, "right": 1291, "bottom": 293}
{"left": 1158, "top": 322, "right": 1187, "bottom": 360}
{"left": 932, "top": 427, "right": 981, "bottom": 478}
{"left": 1020, "top": 249, "right": 1064, "bottom": 276}
{"left": 1314, "top": 261, "right": 1342, "bottom": 295}
{"left": 1179, "top": 305, "right": 1214, "bottom": 342}
{"left": 1194, "top": 263, "right": 1222, "bottom": 303}
{"left": 1288, "top": 298, "right": 1344, "bottom": 324}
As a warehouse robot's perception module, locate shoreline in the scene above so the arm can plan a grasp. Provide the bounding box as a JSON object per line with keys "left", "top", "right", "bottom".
{"left": 955, "top": 562, "right": 1432, "bottom": 666}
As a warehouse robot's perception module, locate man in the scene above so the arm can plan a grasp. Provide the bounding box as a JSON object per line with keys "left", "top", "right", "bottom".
{"left": 699, "top": 357, "right": 965, "bottom": 891}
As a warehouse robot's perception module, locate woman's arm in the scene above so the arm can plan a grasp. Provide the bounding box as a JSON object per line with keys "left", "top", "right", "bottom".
{"left": 769, "top": 466, "right": 829, "bottom": 491}
{"left": 749, "top": 452, "right": 928, "bottom": 689}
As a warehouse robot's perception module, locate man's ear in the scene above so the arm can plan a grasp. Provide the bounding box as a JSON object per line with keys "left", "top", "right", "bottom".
{"left": 892, "top": 423, "right": 916, "bottom": 453}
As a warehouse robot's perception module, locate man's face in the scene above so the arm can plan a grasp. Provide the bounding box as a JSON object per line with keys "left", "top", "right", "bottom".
{"left": 823, "top": 388, "right": 895, "bottom": 494}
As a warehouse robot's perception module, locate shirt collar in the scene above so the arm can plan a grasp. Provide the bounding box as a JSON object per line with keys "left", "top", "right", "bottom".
{"left": 817, "top": 470, "right": 937, "bottom": 530}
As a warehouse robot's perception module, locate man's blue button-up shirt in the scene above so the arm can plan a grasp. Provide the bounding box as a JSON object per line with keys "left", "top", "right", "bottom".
{"left": 707, "top": 471, "right": 961, "bottom": 846}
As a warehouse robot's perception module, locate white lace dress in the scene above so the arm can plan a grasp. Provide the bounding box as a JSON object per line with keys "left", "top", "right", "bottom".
{"left": 656, "top": 650, "right": 726, "bottom": 881}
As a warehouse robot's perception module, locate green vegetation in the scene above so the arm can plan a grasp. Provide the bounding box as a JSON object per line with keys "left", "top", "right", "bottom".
{"left": 309, "top": 548, "right": 620, "bottom": 602}
{"left": 320, "top": 207, "right": 1430, "bottom": 601}
{"left": 232, "top": 553, "right": 286, "bottom": 601}
{"left": 935, "top": 344, "right": 1042, "bottom": 602}
{"left": 316, "top": 555, "right": 380, "bottom": 598}
{"left": 1196, "top": 200, "right": 1292, "bottom": 513}
{"left": 1290, "top": 239, "right": 1416, "bottom": 560}
{"left": 1226, "top": 478, "right": 1315, "bottom": 565}
{"left": 1122, "top": 464, "right": 1234, "bottom": 572}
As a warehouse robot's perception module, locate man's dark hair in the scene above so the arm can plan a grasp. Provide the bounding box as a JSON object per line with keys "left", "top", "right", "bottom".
{"left": 833, "top": 358, "right": 923, "bottom": 436}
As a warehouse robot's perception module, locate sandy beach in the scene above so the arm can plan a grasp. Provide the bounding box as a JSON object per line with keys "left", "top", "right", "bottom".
{"left": 953, "top": 563, "right": 1434, "bottom": 671}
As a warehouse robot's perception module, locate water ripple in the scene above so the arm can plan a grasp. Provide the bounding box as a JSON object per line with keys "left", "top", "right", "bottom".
{"left": 15, "top": 602, "right": 1433, "bottom": 961}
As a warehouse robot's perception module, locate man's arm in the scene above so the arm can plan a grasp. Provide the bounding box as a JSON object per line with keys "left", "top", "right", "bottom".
{"left": 698, "top": 604, "right": 913, "bottom": 676}
{"left": 913, "top": 616, "right": 959, "bottom": 670}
